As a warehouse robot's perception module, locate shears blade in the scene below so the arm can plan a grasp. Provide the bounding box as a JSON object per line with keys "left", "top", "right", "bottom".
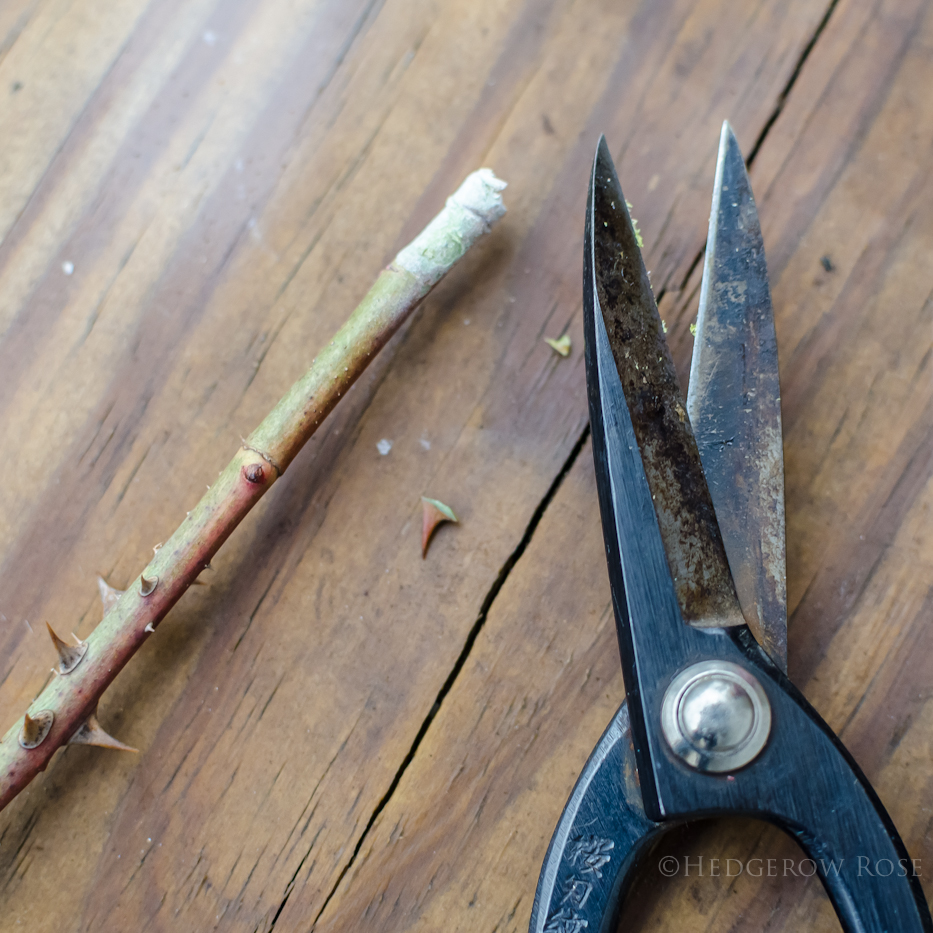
{"left": 587, "top": 136, "right": 744, "bottom": 632}
{"left": 688, "top": 121, "right": 787, "bottom": 669}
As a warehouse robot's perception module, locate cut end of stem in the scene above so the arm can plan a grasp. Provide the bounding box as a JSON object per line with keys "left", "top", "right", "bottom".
{"left": 450, "top": 169, "right": 507, "bottom": 227}
{"left": 394, "top": 169, "right": 507, "bottom": 289}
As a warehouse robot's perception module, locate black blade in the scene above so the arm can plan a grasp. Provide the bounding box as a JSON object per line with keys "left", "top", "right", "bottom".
{"left": 586, "top": 137, "right": 744, "bottom": 631}
{"left": 688, "top": 122, "right": 787, "bottom": 669}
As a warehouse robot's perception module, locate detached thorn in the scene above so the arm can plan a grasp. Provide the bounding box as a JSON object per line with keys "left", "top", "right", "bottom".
{"left": 139, "top": 575, "right": 159, "bottom": 597}
{"left": 97, "top": 575, "right": 124, "bottom": 615}
{"left": 69, "top": 709, "right": 137, "bottom": 752}
{"left": 421, "top": 497, "right": 458, "bottom": 558}
{"left": 46, "top": 623, "right": 88, "bottom": 674}
{"left": 20, "top": 710, "right": 54, "bottom": 749}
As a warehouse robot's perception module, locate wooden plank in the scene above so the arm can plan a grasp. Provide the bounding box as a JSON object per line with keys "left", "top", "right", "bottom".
{"left": 0, "top": 0, "right": 929, "bottom": 932}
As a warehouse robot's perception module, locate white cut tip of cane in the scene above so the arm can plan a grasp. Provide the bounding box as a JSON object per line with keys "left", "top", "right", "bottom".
{"left": 394, "top": 169, "right": 507, "bottom": 288}
{"left": 449, "top": 168, "right": 508, "bottom": 228}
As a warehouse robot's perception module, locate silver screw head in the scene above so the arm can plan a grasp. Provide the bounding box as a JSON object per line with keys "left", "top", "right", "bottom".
{"left": 661, "top": 660, "right": 771, "bottom": 773}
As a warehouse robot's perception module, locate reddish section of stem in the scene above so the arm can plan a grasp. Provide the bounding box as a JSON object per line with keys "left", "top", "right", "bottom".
{"left": 0, "top": 447, "right": 270, "bottom": 809}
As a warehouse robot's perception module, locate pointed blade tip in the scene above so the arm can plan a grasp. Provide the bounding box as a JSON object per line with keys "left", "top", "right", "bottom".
{"left": 594, "top": 134, "right": 624, "bottom": 178}
{"left": 690, "top": 123, "right": 786, "bottom": 665}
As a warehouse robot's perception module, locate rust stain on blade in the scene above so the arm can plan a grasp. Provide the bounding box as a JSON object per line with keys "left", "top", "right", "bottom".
{"left": 591, "top": 138, "right": 744, "bottom": 629}
{"left": 688, "top": 123, "right": 787, "bottom": 669}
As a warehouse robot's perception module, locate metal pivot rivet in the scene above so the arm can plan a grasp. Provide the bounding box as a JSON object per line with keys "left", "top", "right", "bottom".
{"left": 661, "top": 660, "right": 771, "bottom": 773}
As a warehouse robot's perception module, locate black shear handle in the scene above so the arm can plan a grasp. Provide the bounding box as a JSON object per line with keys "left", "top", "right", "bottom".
{"left": 528, "top": 697, "right": 933, "bottom": 933}
{"left": 528, "top": 702, "right": 662, "bottom": 933}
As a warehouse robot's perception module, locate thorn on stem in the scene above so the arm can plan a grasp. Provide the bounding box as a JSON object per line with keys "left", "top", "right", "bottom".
{"left": 46, "top": 623, "right": 88, "bottom": 674}
{"left": 97, "top": 576, "right": 124, "bottom": 615}
{"left": 69, "top": 709, "right": 137, "bottom": 752}
{"left": 421, "top": 497, "right": 458, "bottom": 558}
{"left": 20, "top": 710, "right": 54, "bottom": 749}
{"left": 139, "top": 575, "right": 159, "bottom": 597}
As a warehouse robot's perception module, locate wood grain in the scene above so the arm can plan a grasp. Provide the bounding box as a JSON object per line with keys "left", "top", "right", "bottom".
{"left": 0, "top": 0, "right": 929, "bottom": 930}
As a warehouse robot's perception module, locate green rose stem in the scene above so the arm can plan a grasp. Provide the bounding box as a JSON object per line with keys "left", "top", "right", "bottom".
{"left": 0, "top": 169, "right": 507, "bottom": 811}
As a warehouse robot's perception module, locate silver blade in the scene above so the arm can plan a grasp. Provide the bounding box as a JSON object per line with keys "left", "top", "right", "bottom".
{"left": 687, "top": 121, "right": 787, "bottom": 670}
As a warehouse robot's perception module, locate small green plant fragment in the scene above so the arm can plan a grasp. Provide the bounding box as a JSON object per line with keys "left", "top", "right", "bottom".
{"left": 545, "top": 335, "right": 572, "bottom": 357}
{"left": 421, "top": 497, "right": 459, "bottom": 558}
{"left": 690, "top": 322, "right": 698, "bottom": 336}
{"left": 625, "top": 200, "right": 644, "bottom": 248}
{"left": 661, "top": 320, "right": 668, "bottom": 334}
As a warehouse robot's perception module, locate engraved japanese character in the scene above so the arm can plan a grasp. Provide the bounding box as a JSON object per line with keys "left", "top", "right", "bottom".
{"left": 543, "top": 906, "right": 589, "bottom": 933}
{"left": 561, "top": 878, "right": 593, "bottom": 910}
{"left": 568, "top": 835, "right": 615, "bottom": 879}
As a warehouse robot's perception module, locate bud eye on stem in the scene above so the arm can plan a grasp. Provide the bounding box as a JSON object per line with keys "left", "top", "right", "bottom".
{"left": 244, "top": 463, "right": 265, "bottom": 484}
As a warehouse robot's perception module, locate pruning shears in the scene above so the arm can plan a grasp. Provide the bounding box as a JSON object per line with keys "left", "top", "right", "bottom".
{"left": 528, "top": 124, "right": 932, "bottom": 933}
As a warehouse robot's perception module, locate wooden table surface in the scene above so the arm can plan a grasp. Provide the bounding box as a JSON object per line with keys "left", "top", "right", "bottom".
{"left": 1, "top": 0, "right": 931, "bottom": 930}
